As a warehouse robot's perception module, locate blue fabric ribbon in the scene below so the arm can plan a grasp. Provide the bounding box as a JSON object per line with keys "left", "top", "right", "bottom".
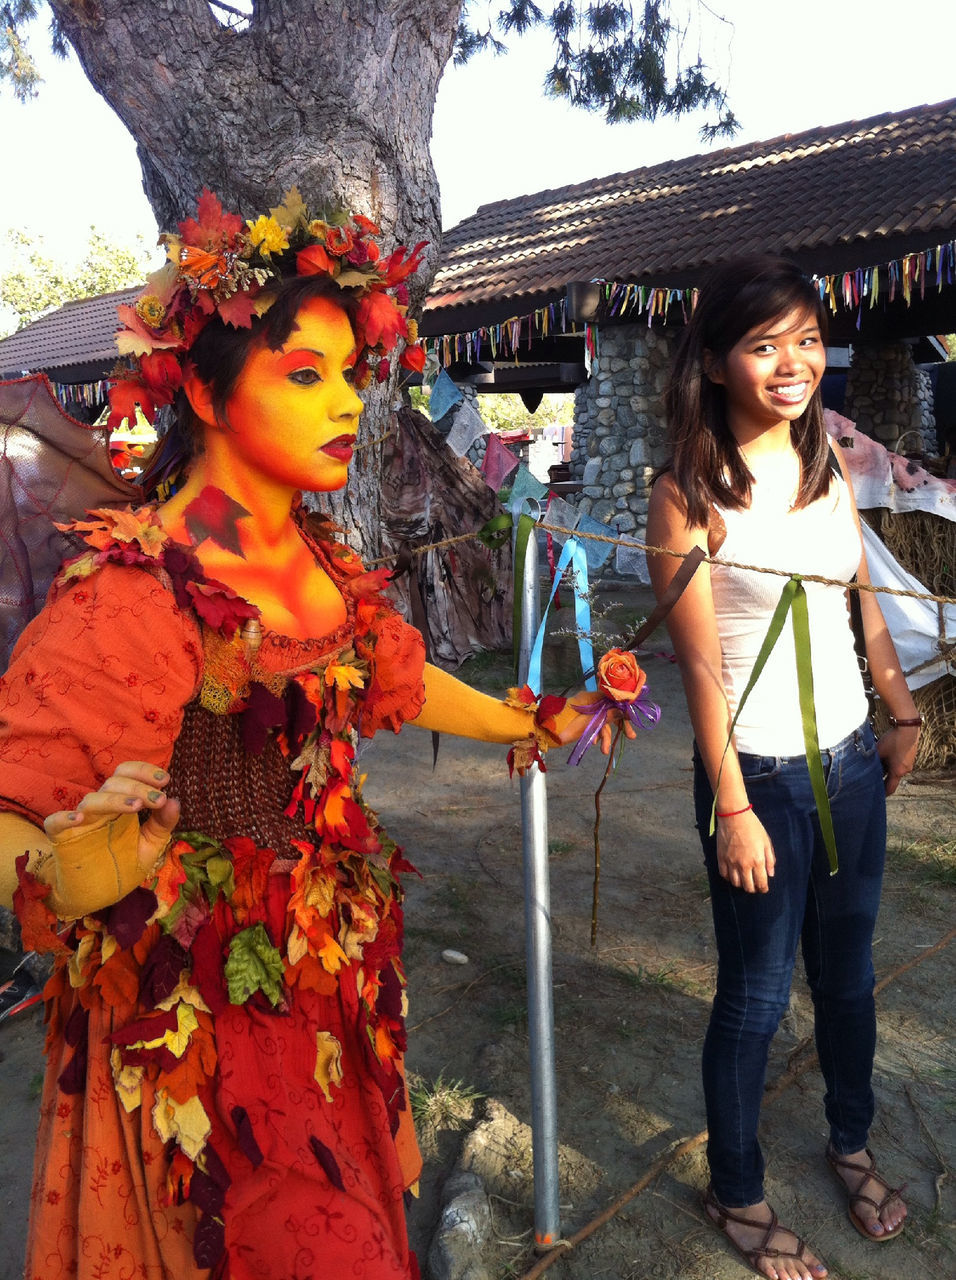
{"left": 526, "top": 535, "right": 595, "bottom": 696}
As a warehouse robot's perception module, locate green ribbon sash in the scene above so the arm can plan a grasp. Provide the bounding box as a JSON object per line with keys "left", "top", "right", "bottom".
{"left": 710, "top": 575, "right": 839, "bottom": 875}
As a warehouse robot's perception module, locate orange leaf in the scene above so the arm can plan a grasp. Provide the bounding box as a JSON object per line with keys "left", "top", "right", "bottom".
{"left": 375, "top": 1022, "right": 398, "bottom": 1061}
{"left": 93, "top": 948, "right": 141, "bottom": 1009}
{"left": 286, "top": 954, "right": 338, "bottom": 996}
{"left": 162, "top": 1012, "right": 218, "bottom": 1104}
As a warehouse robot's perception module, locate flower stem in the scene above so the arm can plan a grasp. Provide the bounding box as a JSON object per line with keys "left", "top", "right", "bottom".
{"left": 591, "top": 723, "right": 624, "bottom": 947}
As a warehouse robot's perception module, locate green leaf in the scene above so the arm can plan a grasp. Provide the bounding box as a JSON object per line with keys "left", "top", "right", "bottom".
{"left": 225, "top": 924, "right": 285, "bottom": 1007}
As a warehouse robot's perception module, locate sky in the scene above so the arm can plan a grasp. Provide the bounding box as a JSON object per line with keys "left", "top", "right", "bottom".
{"left": 0, "top": 0, "right": 953, "bottom": 277}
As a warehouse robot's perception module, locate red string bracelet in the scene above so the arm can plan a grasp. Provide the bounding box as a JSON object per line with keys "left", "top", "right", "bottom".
{"left": 715, "top": 803, "right": 753, "bottom": 819}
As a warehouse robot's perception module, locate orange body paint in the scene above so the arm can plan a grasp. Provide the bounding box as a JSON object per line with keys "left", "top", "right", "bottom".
{"left": 159, "top": 296, "right": 363, "bottom": 639}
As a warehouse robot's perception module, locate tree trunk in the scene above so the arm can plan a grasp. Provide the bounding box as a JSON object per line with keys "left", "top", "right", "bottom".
{"left": 50, "top": 0, "right": 461, "bottom": 555}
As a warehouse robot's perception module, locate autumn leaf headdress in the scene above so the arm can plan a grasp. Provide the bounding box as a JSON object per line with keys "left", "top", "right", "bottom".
{"left": 107, "top": 187, "right": 427, "bottom": 430}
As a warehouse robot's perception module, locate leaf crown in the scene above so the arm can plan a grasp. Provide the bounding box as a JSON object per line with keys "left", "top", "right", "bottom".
{"left": 108, "top": 187, "right": 427, "bottom": 429}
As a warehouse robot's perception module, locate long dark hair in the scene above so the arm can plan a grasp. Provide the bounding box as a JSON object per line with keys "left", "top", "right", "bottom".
{"left": 139, "top": 275, "right": 360, "bottom": 499}
{"left": 663, "top": 255, "right": 831, "bottom": 529}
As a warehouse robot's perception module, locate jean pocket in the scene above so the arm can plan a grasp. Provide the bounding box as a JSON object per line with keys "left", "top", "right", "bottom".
{"left": 737, "top": 753, "right": 781, "bottom": 783}
{"left": 854, "top": 722, "right": 878, "bottom": 759}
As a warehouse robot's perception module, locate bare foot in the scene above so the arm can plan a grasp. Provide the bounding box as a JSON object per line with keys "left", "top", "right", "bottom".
{"left": 826, "top": 1144, "right": 907, "bottom": 1239}
{"left": 703, "top": 1189, "right": 828, "bottom": 1280}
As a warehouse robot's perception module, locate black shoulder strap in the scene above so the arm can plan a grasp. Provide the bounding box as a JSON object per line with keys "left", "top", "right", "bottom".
{"left": 830, "top": 444, "right": 874, "bottom": 702}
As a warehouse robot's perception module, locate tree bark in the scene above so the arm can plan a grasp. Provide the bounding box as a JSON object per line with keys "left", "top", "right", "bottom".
{"left": 49, "top": 0, "right": 462, "bottom": 555}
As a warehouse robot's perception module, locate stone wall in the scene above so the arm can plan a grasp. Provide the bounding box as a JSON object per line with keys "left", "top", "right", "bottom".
{"left": 569, "top": 324, "right": 676, "bottom": 533}
{"left": 843, "top": 340, "right": 937, "bottom": 453}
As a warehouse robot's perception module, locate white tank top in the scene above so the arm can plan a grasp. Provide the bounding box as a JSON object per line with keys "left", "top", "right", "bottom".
{"left": 711, "top": 449, "right": 868, "bottom": 756}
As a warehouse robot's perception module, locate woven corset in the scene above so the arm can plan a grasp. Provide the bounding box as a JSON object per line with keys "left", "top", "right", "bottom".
{"left": 168, "top": 700, "right": 305, "bottom": 851}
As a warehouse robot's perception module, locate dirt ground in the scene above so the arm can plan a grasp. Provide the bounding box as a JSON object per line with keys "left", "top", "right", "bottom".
{"left": 1, "top": 584, "right": 954, "bottom": 1280}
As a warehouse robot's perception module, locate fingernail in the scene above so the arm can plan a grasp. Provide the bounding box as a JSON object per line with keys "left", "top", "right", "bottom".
{"left": 153, "top": 769, "right": 167, "bottom": 781}
{"left": 125, "top": 797, "right": 140, "bottom": 807}
{"left": 147, "top": 790, "right": 163, "bottom": 802}
{"left": 67, "top": 811, "right": 80, "bottom": 821}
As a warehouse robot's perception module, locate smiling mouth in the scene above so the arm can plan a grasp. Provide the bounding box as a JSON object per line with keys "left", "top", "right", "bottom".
{"left": 768, "top": 382, "right": 809, "bottom": 403}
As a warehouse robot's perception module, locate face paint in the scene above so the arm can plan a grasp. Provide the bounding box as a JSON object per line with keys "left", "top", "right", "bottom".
{"left": 219, "top": 294, "right": 364, "bottom": 495}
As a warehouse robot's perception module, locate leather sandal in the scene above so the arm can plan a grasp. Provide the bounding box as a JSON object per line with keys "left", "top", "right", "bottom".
{"left": 825, "top": 1142, "right": 906, "bottom": 1241}
{"left": 702, "top": 1184, "right": 827, "bottom": 1278}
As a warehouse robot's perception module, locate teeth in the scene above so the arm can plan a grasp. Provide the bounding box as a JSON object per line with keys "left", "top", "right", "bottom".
{"left": 769, "top": 384, "right": 807, "bottom": 401}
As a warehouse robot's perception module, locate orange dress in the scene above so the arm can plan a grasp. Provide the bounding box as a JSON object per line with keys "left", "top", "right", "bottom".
{"left": 1, "top": 506, "right": 426, "bottom": 1280}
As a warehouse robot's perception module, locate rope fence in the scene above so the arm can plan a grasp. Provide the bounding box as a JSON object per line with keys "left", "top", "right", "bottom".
{"left": 369, "top": 518, "right": 956, "bottom": 609}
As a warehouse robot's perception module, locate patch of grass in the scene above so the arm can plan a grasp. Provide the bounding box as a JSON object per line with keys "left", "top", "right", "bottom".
{"left": 621, "top": 963, "right": 680, "bottom": 990}
{"left": 886, "top": 836, "right": 956, "bottom": 887}
{"left": 408, "top": 1070, "right": 483, "bottom": 1132}
{"left": 457, "top": 647, "right": 514, "bottom": 692}
{"left": 488, "top": 1001, "right": 528, "bottom": 1032}
{"left": 548, "top": 838, "right": 575, "bottom": 855}
{"left": 28, "top": 1072, "right": 44, "bottom": 1099}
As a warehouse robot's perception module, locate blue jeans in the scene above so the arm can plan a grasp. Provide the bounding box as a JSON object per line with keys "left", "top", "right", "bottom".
{"left": 693, "top": 722, "right": 887, "bottom": 1207}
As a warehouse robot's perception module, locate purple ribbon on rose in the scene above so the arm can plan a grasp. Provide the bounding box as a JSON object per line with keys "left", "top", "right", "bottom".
{"left": 567, "top": 688, "right": 661, "bottom": 766}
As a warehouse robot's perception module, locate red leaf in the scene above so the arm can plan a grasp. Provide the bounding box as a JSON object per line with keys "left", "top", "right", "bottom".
{"left": 106, "top": 887, "right": 158, "bottom": 950}
{"left": 139, "top": 934, "right": 188, "bottom": 1006}
{"left": 183, "top": 485, "right": 251, "bottom": 556}
{"left": 230, "top": 1105, "right": 264, "bottom": 1167}
{"left": 179, "top": 188, "right": 244, "bottom": 248}
{"left": 109, "top": 1006, "right": 179, "bottom": 1046}
{"left": 217, "top": 290, "right": 261, "bottom": 329}
{"left": 309, "top": 1136, "right": 345, "bottom": 1190}
{"left": 190, "top": 919, "right": 229, "bottom": 1016}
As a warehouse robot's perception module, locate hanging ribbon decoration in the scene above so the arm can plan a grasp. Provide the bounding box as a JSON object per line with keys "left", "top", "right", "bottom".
{"left": 709, "top": 576, "right": 839, "bottom": 874}
{"left": 526, "top": 536, "right": 596, "bottom": 697}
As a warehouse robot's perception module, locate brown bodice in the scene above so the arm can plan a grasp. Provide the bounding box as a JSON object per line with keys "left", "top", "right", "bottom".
{"left": 168, "top": 700, "right": 307, "bottom": 851}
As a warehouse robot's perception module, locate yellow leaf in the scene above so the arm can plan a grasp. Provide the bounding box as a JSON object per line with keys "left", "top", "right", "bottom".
{"left": 156, "top": 980, "right": 211, "bottom": 1015}
{"left": 325, "top": 662, "right": 365, "bottom": 692}
{"left": 318, "top": 933, "right": 348, "bottom": 975}
{"left": 286, "top": 924, "right": 308, "bottom": 967}
{"left": 314, "top": 1030, "right": 344, "bottom": 1103}
{"left": 152, "top": 1089, "right": 211, "bottom": 1162}
{"left": 68, "top": 933, "right": 96, "bottom": 989}
{"left": 110, "top": 1047, "right": 143, "bottom": 1114}
{"left": 270, "top": 186, "right": 308, "bottom": 231}
{"left": 141, "top": 1001, "right": 198, "bottom": 1058}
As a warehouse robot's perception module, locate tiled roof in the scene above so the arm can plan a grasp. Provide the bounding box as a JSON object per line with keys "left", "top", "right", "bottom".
{"left": 426, "top": 97, "right": 956, "bottom": 327}
{"left": 0, "top": 287, "right": 139, "bottom": 380}
{"left": 4, "top": 97, "right": 953, "bottom": 375}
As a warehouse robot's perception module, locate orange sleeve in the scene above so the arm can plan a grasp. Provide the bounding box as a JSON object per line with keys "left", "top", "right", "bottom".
{"left": 0, "top": 562, "right": 204, "bottom": 825}
{"left": 354, "top": 604, "right": 426, "bottom": 737}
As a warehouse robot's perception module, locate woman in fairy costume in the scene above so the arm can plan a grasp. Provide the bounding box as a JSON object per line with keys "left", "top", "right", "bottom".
{"left": 0, "top": 191, "right": 583, "bottom": 1280}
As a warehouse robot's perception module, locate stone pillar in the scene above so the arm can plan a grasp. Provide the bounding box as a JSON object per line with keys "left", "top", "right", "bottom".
{"left": 844, "top": 340, "right": 937, "bottom": 453}
{"left": 569, "top": 324, "right": 676, "bottom": 534}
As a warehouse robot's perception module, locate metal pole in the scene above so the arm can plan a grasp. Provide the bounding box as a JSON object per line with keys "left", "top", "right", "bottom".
{"left": 517, "top": 525, "right": 561, "bottom": 1248}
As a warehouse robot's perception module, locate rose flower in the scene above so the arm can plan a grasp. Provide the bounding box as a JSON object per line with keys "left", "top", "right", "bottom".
{"left": 596, "top": 649, "right": 646, "bottom": 703}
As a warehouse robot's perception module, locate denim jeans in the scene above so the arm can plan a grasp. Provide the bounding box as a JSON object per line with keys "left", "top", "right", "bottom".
{"left": 693, "top": 722, "right": 887, "bottom": 1207}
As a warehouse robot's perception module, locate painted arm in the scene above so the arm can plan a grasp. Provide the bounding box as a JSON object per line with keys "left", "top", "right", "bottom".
{"left": 1, "top": 767, "right": 179, "bottom": 918}
{"left": 831, "top": 442, "right": 920, "bottom": 793}
{"left": 409, "top": 662, "right": 601, "bottom": 747}
{"left": 646, "top": 475, "right": 776, "bottom": 893}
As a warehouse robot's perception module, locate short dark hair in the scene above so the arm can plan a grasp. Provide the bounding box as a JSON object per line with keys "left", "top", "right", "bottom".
{"left": 662, "top": 255, "right": 831, "bottom": 528}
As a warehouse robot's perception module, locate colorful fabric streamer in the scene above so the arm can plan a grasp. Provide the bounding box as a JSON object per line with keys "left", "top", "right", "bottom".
{"left": 526, "top": 536, "right": 596, "bottom": 697}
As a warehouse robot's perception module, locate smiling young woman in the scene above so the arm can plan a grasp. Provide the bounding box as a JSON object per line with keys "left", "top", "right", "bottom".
{"left": 647, "top": 256, "right": 919, "bottom": 1280}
